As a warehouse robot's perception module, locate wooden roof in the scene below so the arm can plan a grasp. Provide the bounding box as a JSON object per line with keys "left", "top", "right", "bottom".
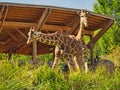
{"left": 0, "top": 2, "right": 114, "bottom": 55}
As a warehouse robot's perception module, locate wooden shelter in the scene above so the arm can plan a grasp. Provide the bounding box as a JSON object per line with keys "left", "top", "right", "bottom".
{"left": 0, "top": 2, "right": 114, "bottom": 65}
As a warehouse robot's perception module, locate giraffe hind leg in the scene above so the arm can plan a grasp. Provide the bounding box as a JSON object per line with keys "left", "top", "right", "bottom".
{"left": 67, "top": 57, "right": 76, "bottom": 72}
{"left": 73, "top": 56, "right": 81, "bottom": 71}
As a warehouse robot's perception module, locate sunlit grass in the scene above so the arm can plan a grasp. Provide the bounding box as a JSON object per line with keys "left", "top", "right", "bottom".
{"left": 0, "top": 60, "right": 120, "bottom": 90}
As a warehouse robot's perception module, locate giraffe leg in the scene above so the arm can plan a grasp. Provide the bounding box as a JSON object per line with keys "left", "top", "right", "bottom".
{"left": 82, "top": 53, "right": 88, "bottom": 73}
{"left": 75, "top": 55, "right": 85, "bottom": 72}
{"left": 76, "top": 54, "right": 88, "bottom": 73}
{"left": 67, "top": 56, "right": 76, "bottom": 72}
{"left": 52, "top": 46, "right": 60, "bottom": 69}
{"left": 73, "top": 56, "right": 80, "bottom": 71}
{"left": 84, "top": 61, "right": 88, "bottom": 73}
{"left": 52, "top": 56, "right": 58, "bottom": 69}
{"left": 82, "top": 45, "right": 88, "bottom": 73}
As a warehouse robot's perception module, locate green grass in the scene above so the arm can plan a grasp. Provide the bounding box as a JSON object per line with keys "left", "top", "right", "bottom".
{"left": 0, "top": 60, "right": 120, "bottom": 90}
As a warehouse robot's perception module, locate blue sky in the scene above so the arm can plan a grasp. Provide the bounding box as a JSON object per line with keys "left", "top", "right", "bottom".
{"left": 1, "top": 0, "right": 95, "bottom": 11}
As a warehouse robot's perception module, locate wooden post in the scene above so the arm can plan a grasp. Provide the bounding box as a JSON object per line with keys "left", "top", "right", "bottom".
{"left": 32, "top": 40, "right": 37, "bottom": 65}
{"left": 90, "top": 35, "right": 95, "bottom": 70}
{"left": 8, "top": 52, "right": 12, "bottom": 60}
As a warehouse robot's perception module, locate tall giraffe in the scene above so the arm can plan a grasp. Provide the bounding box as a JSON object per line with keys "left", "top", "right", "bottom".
{"left": 76, "top": 9, "right": 88, "bottom": 41}
{"left": 75, "top": 10, "right": 88, "bottom": 72}
{"left": 27, "top": 27, "right": 88, "bottom": 72}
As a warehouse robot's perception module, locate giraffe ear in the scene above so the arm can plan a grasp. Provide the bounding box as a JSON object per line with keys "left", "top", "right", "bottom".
{"left": 30, "top": 26, "right": 35, "bottom": 32}
{"left": 87, "top": 11, "right": 90, "bottom": 16}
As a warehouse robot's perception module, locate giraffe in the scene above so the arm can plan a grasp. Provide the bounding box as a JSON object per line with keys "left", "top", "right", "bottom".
{"left": 27, "top": 27, "right": 88, "bottom": 72}
{"left": 75, "top": 9, "right": 89, "bottom": 72}
{"left": 76, "top": 9, "right": 88, "bottom": 41}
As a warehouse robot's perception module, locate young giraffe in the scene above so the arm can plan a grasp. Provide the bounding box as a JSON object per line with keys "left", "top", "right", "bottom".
{"left": 74, "top": 10, "right": 89, "bottom": 72}
{"left": 76, "top": 9, "right": 88, "bottom": 41}
{"left": 27, "top": 27, "right": 88, "bottom": 72}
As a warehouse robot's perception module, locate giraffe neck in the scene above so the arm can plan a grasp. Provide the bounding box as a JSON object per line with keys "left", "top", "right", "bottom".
{"left": 76, "top": 21, "right": 84, "bottom": 40}
{"left": 36, "top": 32, "right": 64, "bottom": 46}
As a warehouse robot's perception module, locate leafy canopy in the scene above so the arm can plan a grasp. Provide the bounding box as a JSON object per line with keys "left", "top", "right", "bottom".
{"left": 93, "top": 0, "right": 120, "bottom": 56}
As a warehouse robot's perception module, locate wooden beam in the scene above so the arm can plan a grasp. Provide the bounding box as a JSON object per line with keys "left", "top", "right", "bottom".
{"left": 2, "top": 21, "right": 37, "bottom": 27}
{"left": 15, "top": 28, "right": 27, "bottom": 39}
{"left": 0, "top": 38, "right": 11, "bottom": 45}
{"left": 83, "top": 29, "right": 94, "bottom": 35}
{"left": 88, "top": 20, "right": 114, "bottom": 44}
{"left": 68, "top": 16, "right": 79, "bottom": 34}
{"left": 0, "top": 5, "right": 5, "bottom": 19}
{"left": 42, "top": 24, "right": 71, "bottom": 31}
{"left": 8, "top": 32, "right": 18, "bottom": 41}
{"left": 73, "top": 25, "right": 93, "bottom": 35}
{"left": 1, "top": 21, "right": 71, "bottom": 31}
{"left": 0, "top": 5, "right": 8, "bottom": 32}
{"left": 36, "top": 8, "right": 51, "bottom": 31}
{"left": 67, "top": 16, "right": 79, "bottom": 26}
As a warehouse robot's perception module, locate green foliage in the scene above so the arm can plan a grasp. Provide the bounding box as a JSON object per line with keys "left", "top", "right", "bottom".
{"left": 107, "top": 46, "right": 120, "bottom": 67}
{"left": 93, "top": 0, "right": 120, "bottom": 56}
{"left": 33, "top": 64, "right": 69, "bottom": 90}
{"left": 0, "top": 53, "right": 8, "bottom": 60}
{"left": 0, "top": 60, "right": 120, "bottom": 90}
{"left": 37, "top": 53, "right": 53, "bottom": 61}
{"left": 69, "top": 70, "right": 119, "bottom": 90}
{"left": 12, "top": 54, "right": 31, "bottom": 61}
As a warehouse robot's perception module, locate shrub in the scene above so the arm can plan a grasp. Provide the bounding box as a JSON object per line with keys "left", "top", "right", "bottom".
{"left": 0, "top": 59, "right": 120, "bottom": 90}
{"left": 107, "top": 46, "right": 120, "bottom": 67}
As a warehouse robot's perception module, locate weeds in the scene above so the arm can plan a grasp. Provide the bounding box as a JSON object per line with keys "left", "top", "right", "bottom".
{"left": 0, "top": 60, "right": 120, "bottom": 90}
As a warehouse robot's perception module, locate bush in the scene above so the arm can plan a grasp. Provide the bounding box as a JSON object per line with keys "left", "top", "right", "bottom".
{"left": 0, "top": 59, "right": 120, "bottom": 90}
{"left": 107, "top": 46, "right": 120, "bottom": 67}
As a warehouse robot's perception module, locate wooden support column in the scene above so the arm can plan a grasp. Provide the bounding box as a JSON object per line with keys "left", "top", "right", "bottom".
{"left": 32, "top": 40, "right": 37, "bottom": 65}
{"left": 8, "top": 52, "right": 12, "bottom": 60}
{"left": 7, "top": 48, "right": 13, "bottom": 60}
{"left": 31, "top": 8, "right": 51, "bottom": 64}
{"left": 89, "top": 35, "right": 95, "bottom": 70}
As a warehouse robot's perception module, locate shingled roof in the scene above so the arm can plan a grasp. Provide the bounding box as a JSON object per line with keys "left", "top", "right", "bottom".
{"left": 0, "top": 2, "right": 114, "bottom": 55}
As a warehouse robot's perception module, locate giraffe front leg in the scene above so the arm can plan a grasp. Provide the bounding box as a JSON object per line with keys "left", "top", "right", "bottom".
{"left": 52, "top": 46, "right": 60, "bottom": 69}
{"left": 84, "top": 61, "right": 88, "bottom": 73}
{"left": 82, "top": 54, "right": 88, "bottom": 73}
{"left": 82, "top": 46, "right": 88, "bottom": 73}
{"left": 52, "top": 56, "right": 58, "bottom": 69}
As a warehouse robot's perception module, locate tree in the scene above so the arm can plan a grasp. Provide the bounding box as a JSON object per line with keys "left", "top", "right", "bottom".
{"left": 93, "top": 0, "right": 120, "bottom": 56}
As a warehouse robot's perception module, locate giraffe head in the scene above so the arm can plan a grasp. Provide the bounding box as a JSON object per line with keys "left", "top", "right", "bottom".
{"left": 80, "top": 9, "right": 88, "bottom": 27}
{"left": 27, "top": 27, "right": 42, "bottom": 44}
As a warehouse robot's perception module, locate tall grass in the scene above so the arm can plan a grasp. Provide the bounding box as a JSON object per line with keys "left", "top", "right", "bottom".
{"left": 0, "top": 60, "right": 120, "bottom": 90}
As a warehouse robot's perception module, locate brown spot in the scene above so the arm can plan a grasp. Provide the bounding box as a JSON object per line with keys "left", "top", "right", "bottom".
{"left": 71, "top": 42, "right": 75, "bottom": 48}
{"left": 40, "top": 38, "right": 44, "bottom": 42}
{"left": 63, "top": 53, "right": 69, "bottom": 59}
{"left": 46, "top": 36, "right": 50, "bottom": 40}
{"left": 50, "top": 40, "right": 55, "bottom": 45}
